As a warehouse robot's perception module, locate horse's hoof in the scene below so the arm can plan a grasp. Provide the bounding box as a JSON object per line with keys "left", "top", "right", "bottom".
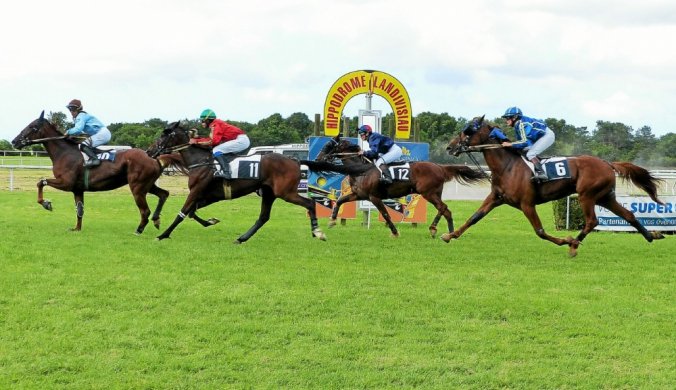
{"left": 391, "top": 233, "right": 400, "bottom": 238}
{"left": 156, "top": 235, "right": 168, "bottom": 241}
{"left": 327, "top": 219, "right": 337, "bottom": 228}
{"left": 651, "top": 231, "right": 665, "bottom": 240}
{"left": 208, "top": 218, "right": 220, "bottom": 226}
{"left": 42, "top": 201, "right": 53, "bottom": 211}
{"left": 153, "top": 220, "right": 161, "bottom": 230}
{"left": 440, "top": 233, "right": 451, "bottom": 243}
{"left": 313, "top": 228, "right": 327, "bottom": 241}
{"left": 68, "top": 227, "right": 81, "bottom": 232}
{"left": 233, "top": 239, "right": 243, "bottom": 245}
{"left": 134, "top": 231, "right": 142, "bottom": 236}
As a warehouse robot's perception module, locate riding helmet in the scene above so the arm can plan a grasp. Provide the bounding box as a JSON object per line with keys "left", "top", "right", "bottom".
{"left": 66, "top": 99, "right": 82, "bottom": 111}
{"left": 502, "top": 106, "right": 522, "bottom": 119}
{"left": 200, "top": 109, "right": 217, "bottom": 121}
{"left": 357, "top": 124, "right": 372, "bottom": 134}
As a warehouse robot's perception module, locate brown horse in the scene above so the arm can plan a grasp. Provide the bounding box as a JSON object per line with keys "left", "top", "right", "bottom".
{"left": 147, "top": 121, "right": 326, "bottom": 243}
{"left": 11, "top": 111, "right": 170, "bottom": 234}
{"left": 445, "top": 115, "right": 665, "bottom": 256}
{"left": 301, "top": 135, "right": 487, "bottom": 238}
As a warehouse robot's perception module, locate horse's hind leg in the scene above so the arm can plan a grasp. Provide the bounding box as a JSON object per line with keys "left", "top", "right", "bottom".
{"left": 329, "top": 193, "right": 357, "bottom": 228}
{"left": 598, "top": 196, "right": 664, "bottom": 242}
{"left": 282, "top": 191, "right": 326, "bottom": 241}
{"left": 235, "top": 189, "right": 274, "bottom": 243}
{"left": 130, "top": 191, "right": 152, "bottom": 235}
{"left": 148, "top": 184, "right": 170, "bottom": 229}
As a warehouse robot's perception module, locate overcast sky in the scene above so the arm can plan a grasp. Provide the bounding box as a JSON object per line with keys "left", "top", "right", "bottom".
{"left": 2, "top": 0, "right": 675, "bottom": 143}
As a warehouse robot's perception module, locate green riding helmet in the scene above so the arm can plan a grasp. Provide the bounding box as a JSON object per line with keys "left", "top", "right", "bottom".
{"left": 200, "top": 109, "right": 217, "bottom": 121}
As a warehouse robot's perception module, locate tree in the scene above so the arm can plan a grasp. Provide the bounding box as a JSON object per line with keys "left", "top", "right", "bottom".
{"left": 248, "top": 114, "right": 303, "bottom": 146}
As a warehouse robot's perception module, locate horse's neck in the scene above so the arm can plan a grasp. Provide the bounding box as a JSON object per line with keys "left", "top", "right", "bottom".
{"left": 181, "top": 147, "right": 212, "bottom": 166}
{"left": 44, "top": 139, "right": 79, "bottom": 162}
{"left": 482, "top": 149, "right": 519, "bottom": 174}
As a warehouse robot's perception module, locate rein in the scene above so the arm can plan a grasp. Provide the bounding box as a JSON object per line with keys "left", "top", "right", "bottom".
{"left": 467, "top": 144, "right": 504, "bottom": 151}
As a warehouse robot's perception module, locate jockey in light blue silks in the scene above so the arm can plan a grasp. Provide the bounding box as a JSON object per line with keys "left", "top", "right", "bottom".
{"left": 492, "top": 106, "right": 555, "bottom": 181}
{"left": 65, "top": 99, "right": 111, "bottom": 167}
{"left": 357, "top": 124, "right": 402, "bottom": 184}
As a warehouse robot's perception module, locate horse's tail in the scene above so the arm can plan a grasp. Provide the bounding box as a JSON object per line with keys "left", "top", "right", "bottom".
{"left": 441, "top": 164, "right": 489, "bottom": 185}
{"left": 157, "top": 152, "right": 189, "bottom": 175}
{"left": 301, "top": 160, "right": 372, "bottom": 176}
{"left": 610, "top": 162, "right": 664, "bottom": 204}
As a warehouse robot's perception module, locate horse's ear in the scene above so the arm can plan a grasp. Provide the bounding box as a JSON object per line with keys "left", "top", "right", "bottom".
{"left": 479, "top": 114, "right": 485, "bottom": 124}
{"left": 334, "top": 135, "right": 340, "bottom": 141}
{"left": 39, "top": 110, "right": 45, "bottom": 121}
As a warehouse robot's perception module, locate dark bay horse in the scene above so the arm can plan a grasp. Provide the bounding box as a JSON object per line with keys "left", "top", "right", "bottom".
{"left": 147, "top": 121, "right": 326, "bottom": 243}
{"left": 11, "top": 111, "right": 170, "bottom": 234}
{"left": 301, "top": 135, "right": 487, "bottom": 238}
{"left": 445, "top": 115, "right": 665, "bottom": 256}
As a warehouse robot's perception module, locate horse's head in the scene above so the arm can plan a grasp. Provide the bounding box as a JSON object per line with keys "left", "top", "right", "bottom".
{"left": 147, "top": 121, "right": 191, "bottom": 158}
{"left": 12, "top": 111, "right": 57, "bottom": 149}
{"left": 316, "top": 135, "right": 361, "bottom": 162}
{"left": 446, "top": 115, "right": 496, "bottom": 156}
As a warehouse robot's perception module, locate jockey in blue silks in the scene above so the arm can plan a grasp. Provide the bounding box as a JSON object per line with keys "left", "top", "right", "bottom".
{"left": 493, "top": 106, "right": 555, "bottom": 181}
{"left": 357, "top": 124, "right": 402, "bottom": 184}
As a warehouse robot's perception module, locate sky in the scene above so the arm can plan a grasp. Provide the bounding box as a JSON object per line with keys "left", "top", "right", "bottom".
{"left": 2, "top": 0, "right": 676, "bottom": 143}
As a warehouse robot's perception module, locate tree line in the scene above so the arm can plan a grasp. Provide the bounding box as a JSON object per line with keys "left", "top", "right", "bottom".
{"left": 3, "top": 110, "right": 674, "bottom": 167}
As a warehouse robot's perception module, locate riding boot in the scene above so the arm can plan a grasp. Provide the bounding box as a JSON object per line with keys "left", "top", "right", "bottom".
{"left": 214, "top": 153, "right": 233, "bottom": 179}
{"left": 530, "top": 157, "right": 547, "bottom": 181}
{"left": 81, "top": 144, "right": 101, "bottom": 167}
{"left": 379, "top": 164, "right": 393, "bottom": 184}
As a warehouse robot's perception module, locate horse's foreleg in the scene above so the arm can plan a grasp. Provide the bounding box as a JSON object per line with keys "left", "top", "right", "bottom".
{"left": 149, "top": 184, "right": 170, "bottom": 229}
{"left": 189, "top": 212, "right": 220, "bottom": 227}
{"left": 370, "top": 197, "right": 399, "bottom": 237}
{"left": 426, "top": 194, "right": 451, "bottom": 238}
{"left": 520, "top": 204, "right": 580, "bottom": 255}
{"left": 37, "top": 178, "right": 54, "bottom": 211}
{"left": 71, "top": 192, "right": 84, "bottom": 231}
{"left": 235, "top": 193, "right": 274, "bottom": 243}
{"left": 329, "top": 193, "right": 357, "bottom": 228}
{"left": 440, "top": 193, "right": 502, "bottom": 243}
{"left": 157, "top": 195, "right": 200, "bottom": 240}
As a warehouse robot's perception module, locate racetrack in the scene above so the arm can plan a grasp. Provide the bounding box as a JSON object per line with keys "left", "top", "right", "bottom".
{"left": 0, "top": 190, "right": 673, "bottom": 388}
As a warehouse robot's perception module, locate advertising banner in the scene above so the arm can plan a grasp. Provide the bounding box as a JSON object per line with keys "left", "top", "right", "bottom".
{"left": 594, "top": 195, "right": 676, "bottom": 231}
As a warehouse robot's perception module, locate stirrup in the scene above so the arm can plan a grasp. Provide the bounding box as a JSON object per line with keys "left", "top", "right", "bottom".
{"left": 214, "top": 170, "right": 231, "bottom": 179}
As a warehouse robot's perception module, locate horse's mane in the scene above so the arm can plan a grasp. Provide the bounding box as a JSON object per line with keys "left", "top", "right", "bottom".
{"left": 301, "top": 160, "right": 373, "bottom": 176}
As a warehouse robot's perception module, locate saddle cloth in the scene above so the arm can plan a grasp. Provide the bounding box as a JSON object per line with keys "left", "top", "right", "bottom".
{"left": 522, "top": 156, "right": 571, "bottom": 181}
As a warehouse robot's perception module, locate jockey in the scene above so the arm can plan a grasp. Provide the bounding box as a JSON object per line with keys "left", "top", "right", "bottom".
{"left": 189, "top": 109, "right": 250, "bottom": 179}
{"left": 357, "top": 124, "right": 402, "bottom": 184}
{"left": 65, "top": 99, "right": 111, "bottom": 167}
{"left": 499, "top": 106, "right": 555, "bottom": 181}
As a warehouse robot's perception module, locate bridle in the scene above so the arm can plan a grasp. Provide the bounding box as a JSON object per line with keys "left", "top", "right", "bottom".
{"left": 319, "top": 139, "right": 367, "bottom": 163}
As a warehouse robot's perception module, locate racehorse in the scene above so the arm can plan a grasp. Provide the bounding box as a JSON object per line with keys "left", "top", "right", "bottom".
{"left": 301, "top": 135, "right": 487, "bottom": 238}
{"left": 11, "top": 111, "right": 170, "bottom": 234}
{"left": 147, "top": 121, "right": 326, "bottom": 243}
{"left": 445, "top": 115, "right": 665, "bottom": 256}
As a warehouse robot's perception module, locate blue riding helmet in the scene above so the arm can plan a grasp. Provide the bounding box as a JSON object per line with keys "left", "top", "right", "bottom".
{"left": 502, "top": 106, "right": 523, "bottom": 119}
{"left": 357, "top": 124, "right": 372, "bottom": 134}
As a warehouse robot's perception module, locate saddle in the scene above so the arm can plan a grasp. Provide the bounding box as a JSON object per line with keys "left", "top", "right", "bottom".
{"left": 522, "top": 156, "right": 571, "bottom": 182}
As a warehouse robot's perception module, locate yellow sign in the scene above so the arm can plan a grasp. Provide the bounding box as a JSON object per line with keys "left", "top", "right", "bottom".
{"left": 323, "top": 70, "right": 412, "bottom": 139}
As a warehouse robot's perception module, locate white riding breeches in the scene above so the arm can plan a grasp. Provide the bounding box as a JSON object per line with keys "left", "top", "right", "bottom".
{"left": 375, "top": 144, "right": 403, "bottom": 165}
{"left": 84, "top": 127, "right": 111, "bottom": 148}
{"left": 213, "top": 134, "right": 251, "bottom": 155}
{"left": 525, "top": 129, "right": 555, "bottom": 160}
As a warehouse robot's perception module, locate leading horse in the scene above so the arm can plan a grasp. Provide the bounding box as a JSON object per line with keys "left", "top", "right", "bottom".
{"left": 301, "top": 135, "right": 487, "bottom": 238}
{"left": 11, "top": 111, "right": 170, "bottom": 234}
{"left": 147, "top": 121, "right": 326, "bottom": 243}
{"left": 445, "top": 115, "right": 665, "bottom": 256}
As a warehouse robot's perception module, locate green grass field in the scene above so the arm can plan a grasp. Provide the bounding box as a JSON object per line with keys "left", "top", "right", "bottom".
{"left": 0, "top": 190, "right": 673, "bottom": 388}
